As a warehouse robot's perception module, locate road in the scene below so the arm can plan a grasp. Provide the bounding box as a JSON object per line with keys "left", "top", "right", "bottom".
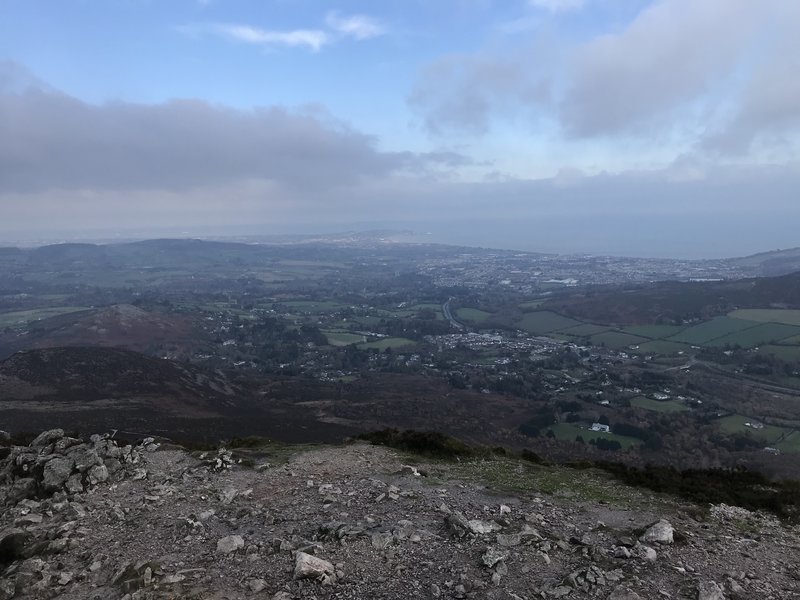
{"left": 442, "top": 298, "right": 464, "bottom": 329}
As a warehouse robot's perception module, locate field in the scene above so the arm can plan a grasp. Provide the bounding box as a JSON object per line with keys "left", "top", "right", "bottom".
{"left": 758, "top": 345, "right": 800, "bottom": 362}
{"left": 546, "top": 423, "right": 641, "bottom": 449}
{"left": 516, "top": 311, "right": 581, "bottom": 334}
{"left": 456, "top": 308, "right": 493, "bottom": 323}
{"left": 707, "top": 322, "right": 800, "bottom": 348}
{"left": 0, "top": 307, "right": 90, "bottom": 327}
{"left": 518, "top": 300, "right": 546, "bottom": 311}
{"left": 558, "top": 323, "right": 612, "bottom": 337}
{"left": 278, "top": 300, "right": 347, "bottom": 314}
{"left": 728, "top": 309, "right": 800, "bottom": 326}
{"left": 632, "top": 340, "right": 691, "bottom": 356}
{"left": 323, "top": 331, "right": 366, "bottom": 346}
{"left": 716, "top": 415, "right": 789, "bottom": 445}
{"left": 630, "top": 396, "right": 688, "bottom": 413}
{"left": 668, "top": 317, "right": 758, "bottom": 345}
{"left": 358, "top": 337, "right": 416, "bottom": 351}
{"left": 622, "top": 325, "right": 686, "bottom": 339}
{"left": 589, "top": 331, "right": 649, "bottom": 350}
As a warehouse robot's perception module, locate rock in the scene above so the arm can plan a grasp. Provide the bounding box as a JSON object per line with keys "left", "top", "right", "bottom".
{"left": 219, "top": 488, "right": 238, "bottom": 505}
{"left": 0, "top": 527, "right": 31, "bottom": 561}
{"left": 608, "top": 586, "right": 643, "bottom": 600}
{"left": 272, "top": 592, "right": 294, "bottom": 600}
{"left": 640, "top": 519, "right": 674, "bottom": 544}
{"left": 248, "top": 578, "right": 267, "bottom": 592}
{"left": 697, "top": 581, "right": 726, "bottom": 600}
{"left": 6, "top": 477, "right": 36, "bottom": 504}
{"left": 293, "top": 551, "right": 337, "bottom": 585}
{"left": 69, "top": 446, "right": 102, "bottom": 472}
{"left": 0, "top": 579, "right": 14, "bottom": 600}
{"left": 371, "top": 532, "right": 394, "bottom": 550}
{"left": 87, "top": 464, "right": 108, "bottom": 485}
{"left": 613, "top": 546, "right": 632, "bottom": 559}
{"left": 496, "top": 533, "right": 521, "bottom": 547}
{"left": 42, "top": 457, "right": 75, "bottom": 491}
{"left": 482, "top": 547, "right": 509, "bottom": 569}
{"left": 64, "top": 474, "right": 84, "bottom": 494}
{"left": 468, "top": 519, "right": 502, "bottom": 534}
{"left": 30, "top": 429, "right": 64, "bottom": 447}
{"left": 216, "top": 535, "right": 245, "bottom": 554}
{"left": 633, "top": 544, "right": 657, "bottom": 562}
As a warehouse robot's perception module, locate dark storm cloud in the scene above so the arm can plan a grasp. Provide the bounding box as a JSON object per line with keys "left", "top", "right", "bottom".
{"left": 0, "top": 62, "right": 457, "bottom": 194}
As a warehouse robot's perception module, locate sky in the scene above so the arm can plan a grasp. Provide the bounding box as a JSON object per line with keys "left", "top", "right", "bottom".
{"left": 1, "top": 0, "right": 799, "bottom": 257}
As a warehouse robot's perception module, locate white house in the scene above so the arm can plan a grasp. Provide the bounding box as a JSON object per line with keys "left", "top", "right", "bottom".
{"left": 590, "top": 423, "right": 610, "bottom": 433}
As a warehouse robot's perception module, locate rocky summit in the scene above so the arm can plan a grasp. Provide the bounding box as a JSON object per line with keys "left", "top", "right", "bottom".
{"left": 0, "top": 430, "right": 799, "bottom": 600}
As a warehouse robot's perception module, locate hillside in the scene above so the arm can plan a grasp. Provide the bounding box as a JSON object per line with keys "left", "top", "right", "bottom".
{"left": 0, "top": 429, "right": 798, "bottom": 599}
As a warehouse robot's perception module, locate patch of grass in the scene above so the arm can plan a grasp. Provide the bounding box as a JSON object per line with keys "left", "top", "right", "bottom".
{"left": 547, "top": 423, "right": 641, "bottom": 449}
{"left": 757, "top": 345, "right": 800, "bottom": 362}
{"left": 668, "top": 316, "right": 759, "bottom": 345}
{"left": 716, "top": 415, "right": 788, "bottom": 444}
{"left": 516, "top": 311, "right": 582, "bottom": 334}
{"left": 623, "top": 324, "right": 687, "bottom": 339}
{"left": 630, "top": 396, "right": 688, "bottom": 413}
{"left": 589, "top": 331, "right": 649, "bottom": 350}
{"left": 354, "top": 429, "right": 478, "bottom": 459}
{"left": 323, "top": 330, "right": 366, "bottom": 346}
{"left": 0, "top": 306, "right": 91, "bottom": 327}
{"left": 728, "top": 309, "right": 800, "bottom": 326}
{"left": 558, "top": 323, "right": 612, "bottom": 336}
{"left": 632, "top": 340, "right": 692, "bottom": 356}
{"left": 707, "top": 322, "right": 800, "bottom": 348}
{"left": 358, "top": 337, "right": 416, "bottom": 351}
{"left": 519, "top": 300, "right": 546, "bottom": 311}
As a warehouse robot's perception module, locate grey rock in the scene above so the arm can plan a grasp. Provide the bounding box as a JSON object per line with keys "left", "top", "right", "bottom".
{"left": 69, "top": 446, "right": 102, "bottom": 472}
{"left": 30, "top": 429, "right": 64, "bottom": 447}
{"left": 6, "top": 477, "right": 36, "bottom": 504}
{"left": 294, "top": 551, "right": 337, "bottom": 585}
{"left": 87, "top": 464, "right": 108, "bottom": 485}
{"left": 42, "top": 457, "right": 75, "bottom": 491}
{"left": 64, "top": 474, "right": 84, "bottom": 495}
{"left": 247, "top": 578, "right": 267, "bottom": 592}
{"left": 640, "top": 519, "right": 674, "bottom": 544}
{"left": 0, "top": 579, "right": 14, "bottom": 600}
{"left": 482, "top": 547, "right": 509, "bottom": 569}
{"left": 608, "top": 586, "right": 643, "bottom": 600}
{"left": 698, "top": 581, "right": 726, "bottom": 600}
{"left": 0, "top": 528, "right": 30, "bottom": 562}
{"left": 216, "top": 535, "right": 244, "bottom": 554}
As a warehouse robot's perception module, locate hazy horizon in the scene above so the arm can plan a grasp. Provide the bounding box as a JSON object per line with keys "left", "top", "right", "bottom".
{"left": 2, "top": 1, "right": 799, "bottom": 257}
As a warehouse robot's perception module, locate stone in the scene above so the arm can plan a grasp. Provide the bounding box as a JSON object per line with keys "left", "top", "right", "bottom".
{"left": 496, "top": 533, "right": 522, "bottom": 547}
{"left": 371, "top": 532, "right": 394, "bottom": 550}
{"left": 482, "top": 547, "right": 509, "bottom": 569}
{"left": 640, "top": 520, "right": 674, "bottom": 544}
{"left": 294, "top": 552, "right": 337, "bottom": 585}
{"left": 697, "top": 581, "right": 726, "bottom": 600}
{"left": 42, "top": 457, "right": 75, "bottom": 491}
{"left": 0, "top": 579, "right": 14, "bottom": 600}
{"left": 88, "top": 464, "right": 109, "bottom": 485}
{"left": 0, "top": 528, "right": 30, "bottom": 562}
{"left": 272, "top": 592, "right": 294, "bottom": 600}
{"left": 6, "top": 477, "right": 36, "bottom": 504}
{"left": 65, "top": 474, "right": 84, "bottom": 495}
{"left": 31, "top": 429, "right": 65, "bottom": 447}
{"left": 216, "top": 535, "right": 244, "bottom": 554}
{"left": 468, "top": 519, "right": 502, "bottom": 534}
{"left": 608, "top": 586, "right": 643, "bottom": 600}
{"left": 633, "top": 544, "right": 657, "bottom": 562}
{"left": 248, "top": 578, "right": 267, "bottom": 593}
{"left": 70, "top": 446, "right": 102, "bottom": 472}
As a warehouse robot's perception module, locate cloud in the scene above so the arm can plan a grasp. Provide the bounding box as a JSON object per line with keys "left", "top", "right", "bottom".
{"left": 527, "top": 0, "right": 586, "bottom": 13}
{"left": 184, "top": 23, "right": 329, "bottom": 51}
{"left": 325, "top": 12, "right": 385, "bottom": 40}
{"left": 410, "top": 0, "right": 800, "bottom": 160}
{"left": 0, "top": 62, "right": 459, "bottom": 195}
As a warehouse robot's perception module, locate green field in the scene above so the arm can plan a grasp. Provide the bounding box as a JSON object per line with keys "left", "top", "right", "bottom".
{"left": 622, "top": 324, "right": 686, "bottom": 339}
{"left": 278, "top": 300, "right": 346, "bottom": 314}
{"left": 716, "top": 414, "right": 788, "bottom": 444}
{"left": 456, "top": 308, "right": 493, "bottom": 323}
{"left": 630, "top": 396, "right": 688, "bottom": 413}
{"left": 516, "top": 311, "right": 581, "bottom": 334}
{"left": 0, "top": 306, "right": 90, "bottom": 327}
{"left": 589, "top": 331, "right": 649, "bottom": 350}
{"left": 668, "top": 317, "right": 758, "bottom": 345}
{"left": 519, "top": 300, "right": 546, "bottom": 311}
{"left": 776, "top": 431, "right": 800, "bottom": 453}
{"left": 707, "top": 322, "right": 800, "bottom": 348}
{"left": 558, "top": 323, "right": 612, "bottom": 337}
{"left": 728, "top": 309, "right": 800, "bottom": 326}
{"left": 759, "top": 345, "right": 800, "bottom": 362}
{"left": 323, "top": 331, "right": 366, "bottom": 346}
{"left": 632, "top": 340, "right": 692, "bottom": 356}
{"left": 547, "top": 423, "right": 641, "bottom": 449}
{"left": 358, "top": 337, "right": 416, "bottom": 351}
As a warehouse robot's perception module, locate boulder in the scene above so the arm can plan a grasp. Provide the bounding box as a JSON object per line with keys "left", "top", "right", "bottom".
{"left": 640, "top": 520, "right": 674, "bottom": 544}
{"left": 293, "top": 551, "right": 337, "bottom": 585}
{"left": 88, "top": 464, "right": 109, "bottom": 485}
{"left": 30, "top": 429, "right": 64, "bottom": 448}
{"left": 216, "top": 535, "right": 244, "bottom": 554}
{"left": 69, "top": 446, "right": 102, "bottom": 472}
{"left": 0, "top": 528, "right": 30, "bottom": 563}
{"left": 697, "top": 581, "right": 726, "bottom": 600}
{"left": 42, "top": 457, "right": 75, "bottom": 492}
{"left": 608, "top": 586, "right": 643, "bottom": 600}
